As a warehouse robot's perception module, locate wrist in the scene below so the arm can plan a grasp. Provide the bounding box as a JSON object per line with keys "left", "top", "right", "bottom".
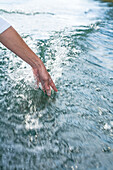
{"left": 30, "top": 54, "right": 43, "bottom": 69}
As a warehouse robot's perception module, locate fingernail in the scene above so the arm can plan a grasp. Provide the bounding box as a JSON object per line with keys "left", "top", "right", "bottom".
{"left": 46, "top": 88, "right": 51, "bottom": 96}
{"left": 47, "top": 92, "right": 51, "bottom": 96}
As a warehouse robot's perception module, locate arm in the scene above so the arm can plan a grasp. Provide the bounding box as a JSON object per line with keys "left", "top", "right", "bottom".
{"left": 0, "top": 26, "right": 58, "bottom": 96}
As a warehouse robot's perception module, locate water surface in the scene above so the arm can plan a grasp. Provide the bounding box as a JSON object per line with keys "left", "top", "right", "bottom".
{"left": 0, "top": 0, "right": 113, "bottom": 169}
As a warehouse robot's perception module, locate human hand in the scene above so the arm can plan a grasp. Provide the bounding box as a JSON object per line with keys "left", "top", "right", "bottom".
{"left": 32, "top": 62, "right": 58, "bottom": 96}
{"left": 0, "top": 26, "right": 57, "bottom": 96}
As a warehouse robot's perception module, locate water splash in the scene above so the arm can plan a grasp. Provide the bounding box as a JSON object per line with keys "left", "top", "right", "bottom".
{"left": 0, "top": 0, "right": 113, "bottom": 169}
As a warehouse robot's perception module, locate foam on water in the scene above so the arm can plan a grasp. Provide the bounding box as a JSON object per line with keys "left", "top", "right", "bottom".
{"left": 0, "top": 0, "right": 113, "bottom": 169}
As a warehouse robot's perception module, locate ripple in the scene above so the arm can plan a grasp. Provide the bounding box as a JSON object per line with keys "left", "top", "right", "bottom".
{"left": 0, "top": 0, "right": 113, "bottom": 169}
{"left": 0, "top": 9, "right": 55, "bottom": 16}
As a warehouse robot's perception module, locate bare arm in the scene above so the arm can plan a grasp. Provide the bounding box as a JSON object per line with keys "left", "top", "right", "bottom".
{"left": 0, "top": 26, "right": 58, "bottom": 96}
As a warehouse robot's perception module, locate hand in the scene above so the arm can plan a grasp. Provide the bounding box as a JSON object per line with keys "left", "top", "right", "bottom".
{"left": 0, "top": 26, "right": 58, "bottom": 96}
{"left": 32, "top": 62, "right": 58, "bottom": 96}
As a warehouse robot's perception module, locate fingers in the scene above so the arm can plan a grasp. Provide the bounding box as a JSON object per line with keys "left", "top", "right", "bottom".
{"left": 42, "top": 75, "right": 58, "bottom": 96}
{"left": 42, "top": 85, "right": 45, "bottom": 93}
{"left": 46, "top": 88, "right": 51, "bottom": 96}
{"left": 49, "top": 78, "right": 58, "bottom": 92}
{"left": 41, "top": 81, "right": 51, "bottom": 96}
{"left": 33, "top": 67, "right": 58, "bottom": 96}
{"left": 41, "top": 80, "right": 57, "bottom": 96}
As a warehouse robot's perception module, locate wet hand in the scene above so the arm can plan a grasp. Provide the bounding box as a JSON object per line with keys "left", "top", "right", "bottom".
{"left": 32, "top": 62, "right": 58, "bottom": 96}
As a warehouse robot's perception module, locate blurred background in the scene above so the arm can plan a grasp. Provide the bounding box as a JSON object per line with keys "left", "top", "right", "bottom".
{"left": 0, "top": 0, "right": 113, "bottom": 169}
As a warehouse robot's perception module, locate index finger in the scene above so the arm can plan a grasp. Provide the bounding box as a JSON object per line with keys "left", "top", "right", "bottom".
{"left": 49, "top": 78, "right": 58, "bottom": 92}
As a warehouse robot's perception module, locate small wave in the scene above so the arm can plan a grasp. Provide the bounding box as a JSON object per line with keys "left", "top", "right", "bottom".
{"left": 0, "top": 9, "right": 55, "bottom": 16}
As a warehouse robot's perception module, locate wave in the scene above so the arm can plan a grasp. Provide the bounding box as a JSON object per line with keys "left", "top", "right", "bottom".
{"left": 0, "top": 9, "right": 55, "bottom": 16}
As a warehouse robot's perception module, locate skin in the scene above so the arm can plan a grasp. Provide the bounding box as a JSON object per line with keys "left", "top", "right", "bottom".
{"left": 0, "top": 26, "right": 58, "bottom": 96}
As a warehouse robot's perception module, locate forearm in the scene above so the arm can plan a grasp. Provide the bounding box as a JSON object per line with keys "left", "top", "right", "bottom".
{"left": 0, "top": 26, "right": 42, "bottom": 68}
{"left": 0, "top": 25, "right": 58, "bottom": 95}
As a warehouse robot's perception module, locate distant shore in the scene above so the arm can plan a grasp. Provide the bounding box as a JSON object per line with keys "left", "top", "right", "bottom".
{"left": 102, "top": 0, "right": 113, "bottom": 2}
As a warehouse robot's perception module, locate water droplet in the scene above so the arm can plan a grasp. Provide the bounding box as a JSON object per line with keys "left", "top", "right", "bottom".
{"left": 104, "top": 123, "right": 111, "bottom": 130}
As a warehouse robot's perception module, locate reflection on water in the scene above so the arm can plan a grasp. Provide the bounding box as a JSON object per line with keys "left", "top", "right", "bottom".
{"left": 0, "top": 0, "right": 113, "bottom": 169}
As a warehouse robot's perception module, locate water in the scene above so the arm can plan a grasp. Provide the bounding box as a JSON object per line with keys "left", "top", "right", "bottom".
{"left": 0, "top": 0, "right": 113, "bottom": 169}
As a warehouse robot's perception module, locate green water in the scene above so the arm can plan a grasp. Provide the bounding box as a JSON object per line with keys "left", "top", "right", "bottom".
{"left": 0, "top": 0, "right": 113, "bottom": 169}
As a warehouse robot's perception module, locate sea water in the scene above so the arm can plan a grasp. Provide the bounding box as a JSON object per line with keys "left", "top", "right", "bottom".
{"left": 0, "top": 0, "right": 113, "bottom": 169}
